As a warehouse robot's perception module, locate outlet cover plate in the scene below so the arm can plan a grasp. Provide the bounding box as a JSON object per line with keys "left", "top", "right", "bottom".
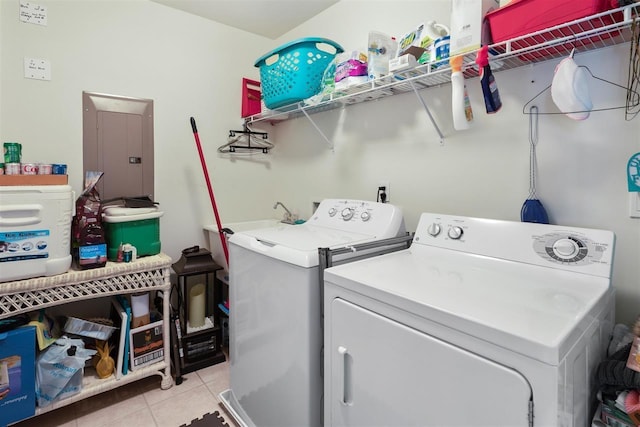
{"left": 630, "top": 192, "right": 640, "bottom": 218}
{"left": 378, "top": 181, "right": 390, "bottom": 203}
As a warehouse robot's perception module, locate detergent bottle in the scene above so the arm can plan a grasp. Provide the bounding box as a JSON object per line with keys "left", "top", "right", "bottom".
{"left": 450, "top": 55, "right": 473, "bottom": 130}
{"left": 419, "top": 21, "right": 450, "bottom": 64}
{"left": 475, "top": 45, "right": 502, "bottom": 114}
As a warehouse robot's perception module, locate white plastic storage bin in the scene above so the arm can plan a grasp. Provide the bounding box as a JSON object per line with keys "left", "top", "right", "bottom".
{"left": 0, "top": 185, "right": 74, "bottom": 282}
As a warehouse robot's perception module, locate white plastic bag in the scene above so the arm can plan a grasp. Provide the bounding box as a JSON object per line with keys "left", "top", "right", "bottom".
{"left": 35, "top": 336, "right": 96, "bottom": 407}
{"left": 367, "top": 31, "right": 398, "bottom": 80}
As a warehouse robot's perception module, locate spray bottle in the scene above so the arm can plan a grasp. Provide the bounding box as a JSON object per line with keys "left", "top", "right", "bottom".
{"left": 475, "top": 45, "right": 502, "bottom": 114}
{"left": 450, "top": 55, "right": 473, "bottom": 130}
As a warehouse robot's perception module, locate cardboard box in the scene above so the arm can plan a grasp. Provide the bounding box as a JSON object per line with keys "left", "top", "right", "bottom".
{"left": 449, "top": 0, "right": 500, "bottom": 57}
{"left": 0, "top": 174, "right": 68, "bottom": 186}
{"left": 129, "top": 320, "right": 164, "bottom": 371}
{"left": 0, "top": 326, "right": 36, "bottom": 426}
{"left": 389, "top": 54, "right": 419, "bottom": 72}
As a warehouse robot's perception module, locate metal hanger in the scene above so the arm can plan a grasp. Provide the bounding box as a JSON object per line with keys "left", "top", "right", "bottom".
{"left": 218, "top": 125, "right": 273, "bottom": 154}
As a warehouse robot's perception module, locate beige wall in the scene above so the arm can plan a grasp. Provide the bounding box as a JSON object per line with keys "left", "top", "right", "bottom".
{"left": 0, "top": 0, "right": 272, "bottom": 261}
{"left": 2, "top": 0, "right": 639, "bottom": 325}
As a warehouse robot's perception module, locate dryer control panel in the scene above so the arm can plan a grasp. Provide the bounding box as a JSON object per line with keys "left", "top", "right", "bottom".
{"left": 413, "top": 212, "right": 615, "bottom": 278}
{"left": 532, "top": 232, "right": 606, "bottom": 265}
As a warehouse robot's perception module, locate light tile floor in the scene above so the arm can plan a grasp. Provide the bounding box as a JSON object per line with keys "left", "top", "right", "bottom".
{"left": 14, "top": 356, "right": 238, "bottom": 427}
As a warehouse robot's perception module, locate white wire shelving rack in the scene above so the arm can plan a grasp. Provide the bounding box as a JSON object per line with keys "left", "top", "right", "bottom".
{"left": 0, "top": 254, "right": 175, "bottom": 417}
{"left": 245, "top": 4, "right": 639, "bottom": 145}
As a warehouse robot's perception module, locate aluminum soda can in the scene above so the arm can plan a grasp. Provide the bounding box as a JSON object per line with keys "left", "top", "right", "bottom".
{"left": 3, "top": 142, "right": 21, "bottom": 164}
{"left": 38, "top": 163, "right": 52, "bottom": 174}
{"left": 52, "top": 163, "right": 67, "bottom": 174}
{"left": 5, "top": 163, "right": 21, "bottom": 175}
{"left": 21, "top": 163, "right": 38, "bottom": 175}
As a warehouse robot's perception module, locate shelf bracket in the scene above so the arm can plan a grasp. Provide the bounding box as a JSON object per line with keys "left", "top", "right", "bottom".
{"left": 409, "top": 80, "right": 444, "bottom": 145}
{"left": 300, "top": 105, "right": 334, "bottom": 149}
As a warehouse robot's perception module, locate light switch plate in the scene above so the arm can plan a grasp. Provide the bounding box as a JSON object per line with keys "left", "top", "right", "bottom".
{"left": 24, "top": 57, "right": 51, "bottom": 80}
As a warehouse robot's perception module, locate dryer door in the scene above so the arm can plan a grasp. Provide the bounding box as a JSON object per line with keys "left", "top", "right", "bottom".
{"left": 327, "top": 299, "right": 533, "bottom": 426}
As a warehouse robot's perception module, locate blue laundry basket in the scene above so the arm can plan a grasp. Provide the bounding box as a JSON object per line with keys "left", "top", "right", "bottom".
{"left": 254, "top": 37, "right": 344, "bottom": 109}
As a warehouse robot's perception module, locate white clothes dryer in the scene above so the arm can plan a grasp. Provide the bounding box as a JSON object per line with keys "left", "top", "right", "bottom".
{"left": 219, "top": 199, "right": 406, "bottom": 427}
{"left": 324, "top": 212, "right": 616, "bottom": 427}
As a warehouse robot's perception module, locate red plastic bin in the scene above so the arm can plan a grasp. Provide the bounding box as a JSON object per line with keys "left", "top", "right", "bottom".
{"left": 486, "top": 0, "right": 621, "bottom": 60}
{"left": 487, "top": 0, "right": 614, "bottom": 42}
{"left": 241, "top": 78, "right": 261, "bottom": 118}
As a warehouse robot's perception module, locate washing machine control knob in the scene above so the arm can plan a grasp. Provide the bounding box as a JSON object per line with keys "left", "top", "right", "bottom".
{"left": 328, "top": 208, "right": 337, "bottom": 217}
{"left": 427, "top": 223, "right": 441, "bottom": 237}
{"left": 448, "top": 226, "right": 463, "bottom": 240}
{"left": 552, "top": 238, "right": 579, "bottom": 259}
{"left": 360, "top": 211, "right": 371, "bottom": 222}
{"left": 341, "top": 208, "right": 354, "bottom": 221}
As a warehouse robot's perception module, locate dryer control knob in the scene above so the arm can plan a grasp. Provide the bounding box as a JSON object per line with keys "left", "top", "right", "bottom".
{"left": 448, "top": 226, "right": 463, "bottom": 240}
{"left": 552, "top": 238, "right": 579, "bottom": 259}
{"left": 361, "top": 211, "right": 371, "bottom": 222}
{"left": 427, "top": 223, "right": 441, "bottom": 237}
{"left": 341, "top": 208, "right": 354, "bottom": 221}
{"left": 328, "top": 208, "right": 337, "bottom": 217}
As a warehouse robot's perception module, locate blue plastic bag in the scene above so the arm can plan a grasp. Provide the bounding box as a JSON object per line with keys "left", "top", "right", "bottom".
{"left": 35, "top": 336, "right": 96, "bottom": 407}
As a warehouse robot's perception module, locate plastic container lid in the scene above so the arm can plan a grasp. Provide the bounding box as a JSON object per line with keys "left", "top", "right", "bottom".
{"left": 103, "top": 206, "right": 158, "bottom": 216}
{"left": 449, "top": 55, "right": 464, "bottom": 72}
{"left": 102, "top": 207, "right": 163, "bottom": 223}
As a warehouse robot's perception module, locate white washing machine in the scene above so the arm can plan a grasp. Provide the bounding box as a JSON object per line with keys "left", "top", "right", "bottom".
{"left": 219, "top": 199, "right": 406, "bottom": 427}
{"left": 324, "top": 212, "right": 616, "bottom": 427}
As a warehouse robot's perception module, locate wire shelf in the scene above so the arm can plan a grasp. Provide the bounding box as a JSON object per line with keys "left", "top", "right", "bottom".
{"left": 246, "top": 3, "right": 639, "bottom": 125}
{"left": 0, "top": 253, "right": 172, "bottom": 319}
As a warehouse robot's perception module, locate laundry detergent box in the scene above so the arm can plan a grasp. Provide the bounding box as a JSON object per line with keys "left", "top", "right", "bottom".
{"left": 102, "top": 207, "right": 163, "bottom": 261}
{"left": 0, "top": 326, "right": 36, "bottom": 426}
{"left": 0, "top": 185, "right": 73, "bottom": 283}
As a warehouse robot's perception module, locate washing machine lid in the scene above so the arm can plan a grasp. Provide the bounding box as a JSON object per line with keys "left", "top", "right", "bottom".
{"left": 229, "top": 224, "right": 375, "bottom": 268}
{"left": 324, "top": 245, "right": 613, "bottom": 365}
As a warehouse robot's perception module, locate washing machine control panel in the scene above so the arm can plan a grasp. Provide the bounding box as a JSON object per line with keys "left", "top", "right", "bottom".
{"left": 321, "top": 201, "right": 376, "bottom": 223}
{"left": 413, "top": 212, "right": 615, "bottom": 277}
{"left": 309, "top": 199, "right": 405, "bottom": 237}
